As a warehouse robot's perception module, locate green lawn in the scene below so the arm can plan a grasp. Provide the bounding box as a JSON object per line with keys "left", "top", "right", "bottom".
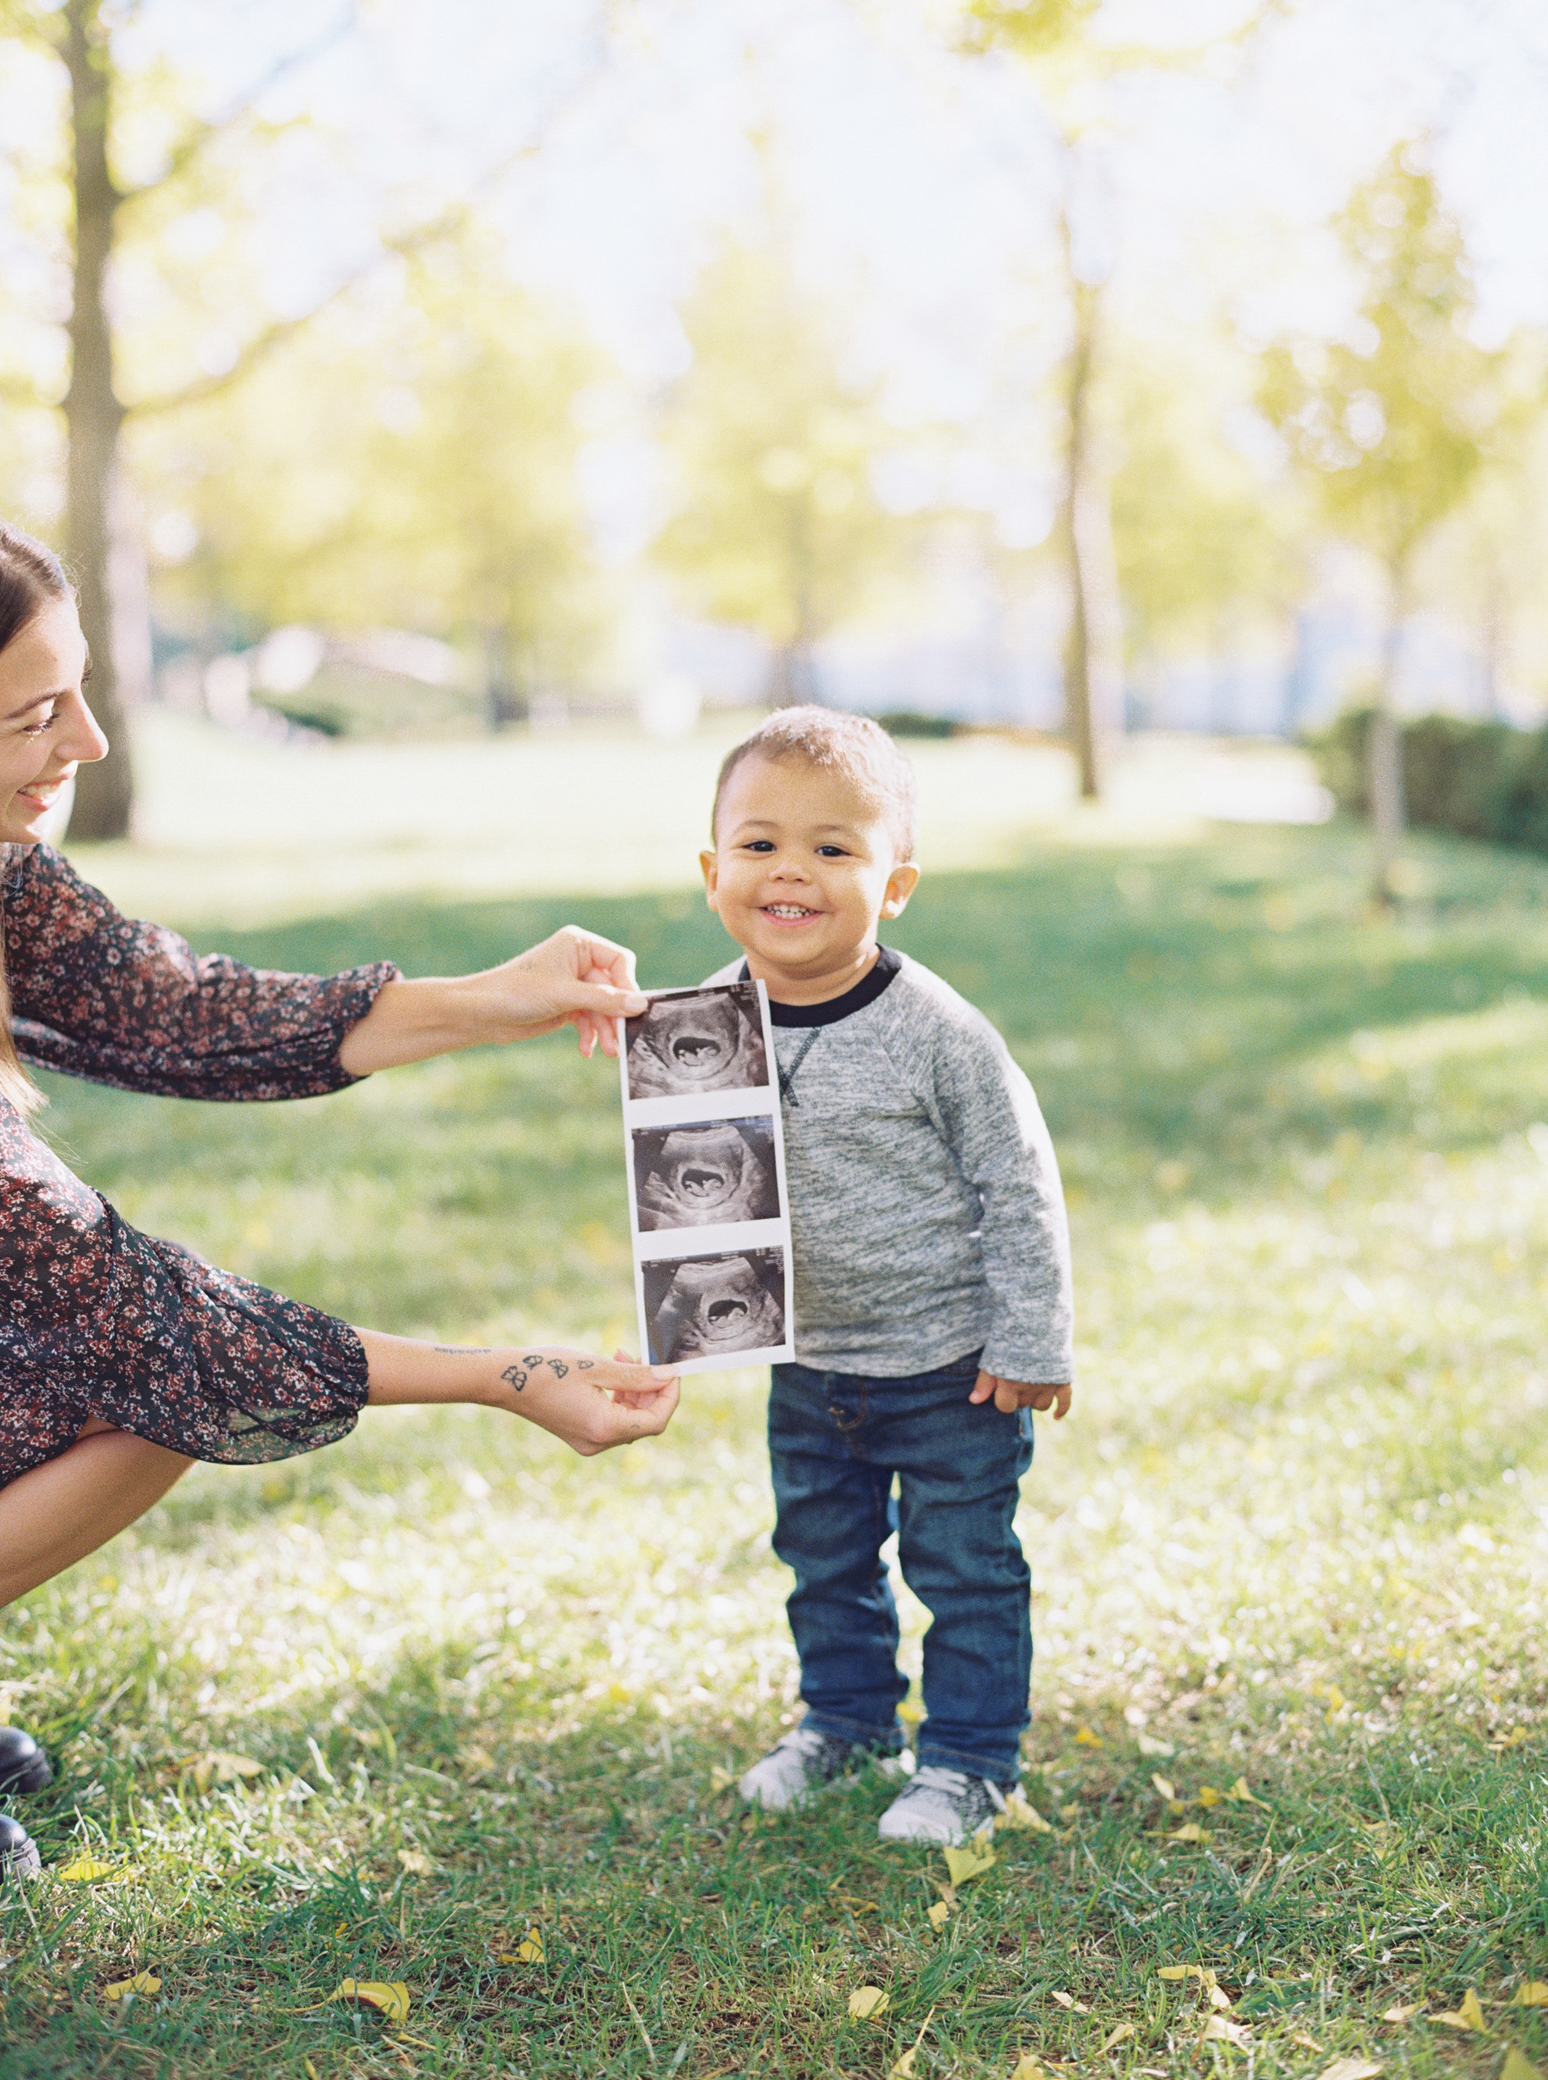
{"left": 4, "top": 765, "right": 1548, "bottom": 2078}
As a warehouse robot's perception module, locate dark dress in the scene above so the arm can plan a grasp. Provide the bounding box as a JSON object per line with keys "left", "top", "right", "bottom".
{"left": 0, "top": 844, "right": 399, "bottom": 1488}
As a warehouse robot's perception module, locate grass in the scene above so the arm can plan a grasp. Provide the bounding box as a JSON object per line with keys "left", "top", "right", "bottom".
{"left": 4, "top": 739, "right": 1548, "bottom": 2076}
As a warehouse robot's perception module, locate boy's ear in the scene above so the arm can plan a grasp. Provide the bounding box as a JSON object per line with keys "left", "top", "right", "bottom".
{"left": 699, "top": 849, "right": 719, "bottom": 909}
{"left": 881, "top": 861, "right": 920, "bottom": 920}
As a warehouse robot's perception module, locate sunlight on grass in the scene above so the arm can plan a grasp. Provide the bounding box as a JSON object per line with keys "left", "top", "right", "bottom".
{"left": 4, "top": 770, "right": 1548, "bottom": 2074}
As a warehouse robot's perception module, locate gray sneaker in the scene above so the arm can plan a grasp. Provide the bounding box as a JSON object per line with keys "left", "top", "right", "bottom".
{"left": 738, "top": 1726, "right": 862, "bottom": 1811}
{"left": 877, "top": 1765, "right": 1011, "bottom": 1845}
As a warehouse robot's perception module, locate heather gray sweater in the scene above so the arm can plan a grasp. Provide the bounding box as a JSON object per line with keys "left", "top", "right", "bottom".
{"left": 705, "top": 949, "right": 1073, "bottom": 1382}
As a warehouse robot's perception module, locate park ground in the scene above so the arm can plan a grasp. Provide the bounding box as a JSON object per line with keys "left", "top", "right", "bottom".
{"left": 1, "top": 719, "right": 1547, "bottom": 2078}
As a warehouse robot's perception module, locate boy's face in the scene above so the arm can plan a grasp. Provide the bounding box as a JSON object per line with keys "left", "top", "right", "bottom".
{"left": 700, "top": 754, "right": 919, "bottom": 997}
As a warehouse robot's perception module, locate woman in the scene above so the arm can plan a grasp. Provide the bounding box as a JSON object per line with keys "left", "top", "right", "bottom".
{"left": 0, "top": 521, "right": 679, "bottom": 1874}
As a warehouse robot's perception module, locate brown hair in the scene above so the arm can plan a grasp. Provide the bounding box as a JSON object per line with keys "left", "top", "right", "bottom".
{"left": 0, "top": 519, "right": 73, "bottom": 1113}
{"left": 711, "top": 706, "right": 918, "bottom": 862}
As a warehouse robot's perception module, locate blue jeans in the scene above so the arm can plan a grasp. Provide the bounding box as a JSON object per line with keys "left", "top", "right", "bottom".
{"left": 768, "top": 1351, "right": 1034, "bottom": 1782}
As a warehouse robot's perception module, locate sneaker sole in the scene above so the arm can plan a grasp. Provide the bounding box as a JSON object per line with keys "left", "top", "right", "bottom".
{"left": 0, "top": 1753, "right": 52, "bottom": 1797}
{"left": 0, "top": 1831, "right": 41, "bottom": 1879}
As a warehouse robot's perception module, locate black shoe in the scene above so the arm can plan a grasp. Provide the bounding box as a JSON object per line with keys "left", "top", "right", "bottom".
{"left": 0, "top": 1813, "right": 40, "bottom": 1878}
{"left": 0, "top": 1727, "right": 50, "bottom": 1797}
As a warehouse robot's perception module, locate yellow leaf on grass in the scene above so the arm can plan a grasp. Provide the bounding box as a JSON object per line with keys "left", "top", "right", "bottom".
{"left": 1291, "top": 2034, "right": 1323, "bottom": 2052}
{"left": 1009, "top": 2057, "right": 1053, "bottom": 2080}
{"left": 1502, "top": 2048, "right": 1546, "bottom": 2080}
{"left": 1491, "top": 1727, "right": 1532, "bottom": 1750}
{"left": 1059, "top": 1803, "right": 1080, "bottom": 1823}
{"left": 515, "top": 1927, "right": 543, "bottom": 1964}
{"left": 888, "top": 2007, "right": 936, "bottom": 2080}
{"left": 849, "top": 1986, "right": 890, "bottom": 2020}
{"left": 1151, "top": 1774, "right": 1176, "bottom": 1801}
{"left": 709, "top": 1767, "right": 736, "bottom": 1794}
{"left": 1226, "top": 1776, "right": 1267, "bottom": 1807}
{"left": 1209, "top": 1985, "right": 1233, "bottom": 2012}
{"left": 1200, "top": 2015, "right": 1249, "bottom": 2046}
{"left": 928, "top": 1901, "right": 952, "bottom": 1929}
{"left": 1101, "top": 2022, "right": 1136, "bottom": 2051}
{"left": 1137, "top": 1734, "right": 1175, "bottom": 1757}
{"left": 1168, "top": 1824, "right": 1211, "bottom": 1844}
{"left": 191, "top": 1751, "right": 262, "bottom": 1793}
{"left": 103, "top": 1971, "right": 161, "bottom": 2001}
{"left": 396, "top": 1848, "right": 433, "bottom": 1875}
{"left": 333, "top": 1979, "right": 411, "bottom": 2025}
{"left": 1315, "top": 2060, "right": 1382, "bottom": 2080}
{"left": 1432, "top": 1989, "right": 1488, "bottom": 2032}
{"left": 1381, "top": 2003, "right": 1419, "bottom": 2022}
{"left": 1514, "top": 1983, "right": 1548, "bottom": 2007}
{"left": 998, "top": 1793, "right": 1053, "bottom": 1833}
{"left": 1159, "top": 1964, "right": 1212, "bottom": 1984}
{"left": 56, "top": 1858, "right": 116, "bottom": 1882}
{"left": 1074, "top": 1727, "right": 1103, "bottom": 1748}
{"left": 1050, "top": 1990, "right": 1090, "bottom": 2013}
{"left": 1196, "top": 1785, "right": 1222, "bottom": 1808}
{"left": 944, "top": 1837, "right": 997, "bottom": 1885}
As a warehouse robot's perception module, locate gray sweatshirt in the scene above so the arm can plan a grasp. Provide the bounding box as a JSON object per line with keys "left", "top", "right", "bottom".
{"left": 705, "top": 949, "right": 1074, "bottom": 1381}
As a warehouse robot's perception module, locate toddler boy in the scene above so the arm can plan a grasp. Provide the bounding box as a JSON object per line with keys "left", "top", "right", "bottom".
{"left": 699, "top": 708, "right": 1073, "bottom": 1845}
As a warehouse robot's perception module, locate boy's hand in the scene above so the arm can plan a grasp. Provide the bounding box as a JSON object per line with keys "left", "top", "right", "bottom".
{"left": 968, "top": 1372, "right": 1072, "bottom": 1420}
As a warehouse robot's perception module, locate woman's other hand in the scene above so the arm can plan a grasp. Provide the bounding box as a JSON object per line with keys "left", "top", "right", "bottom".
{"left": 338, "top": 926, "right": 650, "bottom": 1075}
{"left": 359, "top": 1331, "right": 679, "bottom": 1455}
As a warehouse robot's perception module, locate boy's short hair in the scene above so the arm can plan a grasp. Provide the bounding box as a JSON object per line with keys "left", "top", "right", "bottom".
{"left": 711, "top": 707, "right": 918, "bottom": 862}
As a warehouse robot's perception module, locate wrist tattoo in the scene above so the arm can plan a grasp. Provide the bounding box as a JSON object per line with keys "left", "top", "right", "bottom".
{"left": 577, "top": 1360, "right": 595, "bottom": 1371}
{"left": 500, "top": 1365, "right": 528, "bottom": 1392}
{"left": 499, "top": 1354, "right": 576, "bottom": 1394}
{"left": 435, "top": 1346, "right": 493, "bottom": 1355}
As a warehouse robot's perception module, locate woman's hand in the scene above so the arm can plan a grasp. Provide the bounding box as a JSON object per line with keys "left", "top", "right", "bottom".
{"left": 359, "top": 1330, "right": 679, "bottom": 1455}
{"left": 338, "top": 926, "right": 649, "bottom": 1075}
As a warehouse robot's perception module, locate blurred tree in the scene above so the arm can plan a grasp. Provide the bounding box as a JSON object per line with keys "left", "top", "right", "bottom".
{"left": 1259, "top": 142, "right": 1517, "bottom": 902}
{"left": 652, "top": 239, "right": 907, "bottom": 707}
{"left": 142, "top": 237, "right": 607, "bottom": 722}
{"left": 961, "top": 0, "right": 1274, "bottom": 794}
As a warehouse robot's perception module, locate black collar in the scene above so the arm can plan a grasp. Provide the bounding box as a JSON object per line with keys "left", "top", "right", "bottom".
{"left": 738, "top": 947, "right": 902, "bottom": 1028}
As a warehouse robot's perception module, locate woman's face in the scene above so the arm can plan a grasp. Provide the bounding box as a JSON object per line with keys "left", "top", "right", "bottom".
{"left": 0, "top": 598, "right": 108, "bottom": 844}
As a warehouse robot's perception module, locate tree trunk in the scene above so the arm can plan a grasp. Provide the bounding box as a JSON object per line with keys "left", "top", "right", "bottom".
{"left": 766, "top": 636, "right": 816, "bottom": 709}
{"left": 1369, "top": 568, "right": 1407, "bottom": 907}
{"left": 1057, "top": 265, "right": 1120, "bottom": 800}
{"left": 62, "top": 0, "right": 133, "bottom": 842}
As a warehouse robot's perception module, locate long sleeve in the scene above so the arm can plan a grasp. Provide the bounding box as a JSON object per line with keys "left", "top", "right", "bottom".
{"left": 0, "top": 1096, "right": 369, "bottom": 1483}
{"left": 2, "top": 845, "right": 397, "bottom": 1101}
{"left": 926, "top": 1008, "right": 1074, "bottom": 1385}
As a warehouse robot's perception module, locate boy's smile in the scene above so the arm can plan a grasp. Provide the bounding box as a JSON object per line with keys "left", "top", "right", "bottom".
{"left": 701, "top": 755, "right": 920, "bottom": 1004}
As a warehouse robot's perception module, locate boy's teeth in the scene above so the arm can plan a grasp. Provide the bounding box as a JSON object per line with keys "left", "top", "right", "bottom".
{"left": 767, "top": 905, "right": 812, "bottom": 917}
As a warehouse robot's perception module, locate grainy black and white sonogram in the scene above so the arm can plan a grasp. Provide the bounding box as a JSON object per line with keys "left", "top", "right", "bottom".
{"left": 632, "top": 1119, "right": 779, "bottom": 1232}
{"left": 642, "top": 1249, "right": 787, "bottom": 1364}
{"left": 624, "top": 984, "right": 768, "bottom": 1100}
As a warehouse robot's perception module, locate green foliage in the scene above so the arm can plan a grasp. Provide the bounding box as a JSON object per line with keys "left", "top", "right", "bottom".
{"left": 1259, "top": 143, "right": 1509, "bottom": 583}
{"left": 7, "top": 785, "right": 1548, "bottom": 2068}
{"left": 1309, "top": 705, "right": 1548, "bottom": 854}
{"left": 653, "top": 240, "right": 909, "bottom": 674}
{"left": 139, "top": 234, "right": 607, "bottom": 687}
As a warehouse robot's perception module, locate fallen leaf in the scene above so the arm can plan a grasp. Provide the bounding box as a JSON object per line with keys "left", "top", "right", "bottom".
{"left": 1136, "top": 1735, "right": 1175, "bottom": 1757}
{"left": 1009, "top": 2058, "right": 1053, "bottom": 2080}
{"left": 396, "top": 1848, "right": 433, "bottom": 1876}
{"left": 1314, "top": 2061, "right": 1381, "bottom": 2080}
{"left": 944, "top": 1837, "right": 997, "bottom": 1885}
{"left": 1226, "top": 1775, "right": 1267, "bottom": 1807}
{"left": 1514, "top": 1984, "right": 1548, "bottom": 2007}
{"left": 1432, "top": 1989, "right": 1488, "bottom": 2033}
{"left": 1502, "top": 2049, "right": 1546, "bottom": 2080}
{"left": 928, "top": 1901, "right": 952, "bottom": 1929}
{"left": 1159, "top": 1965, "right": 1218, "bottom": 1987}
{"left": 1200, "top": 2016, "right": 1249, "bottom": 2046}
{"left": 333, "top": 1979, "right": 412, "bottom": 2025}
{"left": 1491, "top": 1728, "right": 1532, "bottom": 1750}
{"left": 56, "top": 1858, "right": 116, "bottom": 1883}
{"left": 709, "top": 1766, "right": 736, "bottom": 1794}
{"left": 889, "top": 2006, "right": 936, "bottom": 2080}
{"left": 1196, "top": 1786, "right": 1222, "bottom": 1808}
{"left": 999, "top": 1793, "right": 1054, "bottom": 1833}
{"left": 1059, "top": 1803, "right": 1080, "bottom": 1823}
{"left": 189, "top": 1751, "right": 263, "bottom": 1795}
{"left": 1151, "top": 1774, "right": 1176, "bottom": 1801}
{"left": 1074, "top": 1727, "right": 1103, "bottom": 1748}
{"left": 1381, "top": 2003, "right": 1419, "bottom": 2022}
{"left": 515, "top": 1926, "right": 543, "bottom": 1964}
{"left": 1168, "top": 1824, "right": 1211, "bottom": 1844}
{"left": 849, "top": 1986, "right": 890, "bottom": 2020}
{"left": 1290, "top": 2034, "right": 1322, "bottom": 2052}
{"left": 1209, "top": 1985, "right": 1234, "bottom": 2012}
{"left": 1102, "top": 2022, "right": 1136, "bottom": 2051}
{"left": 1049, "top": 1990, "right": 1090, "bottom": 2013}
{"left": 103, "top": 1970, "right": 161, "bottom": 2001}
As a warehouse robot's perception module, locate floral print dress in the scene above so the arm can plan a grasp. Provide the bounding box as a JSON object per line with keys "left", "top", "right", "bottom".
{"left": 0, "top": 844, "right": 399, "bottom": 1487}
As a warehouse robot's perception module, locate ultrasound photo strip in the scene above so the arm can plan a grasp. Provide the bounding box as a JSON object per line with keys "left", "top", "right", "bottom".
{"left": 617, "top": 981, "right": 794, "bottom": 1375}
